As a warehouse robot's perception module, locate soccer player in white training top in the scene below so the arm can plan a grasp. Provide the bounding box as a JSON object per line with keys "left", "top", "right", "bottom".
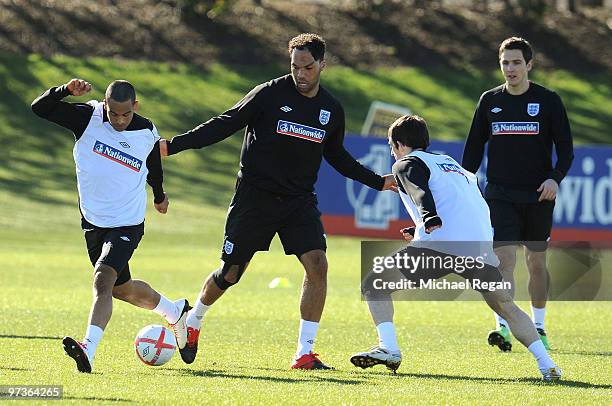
{"left": 32, "top": 79, "right": 190, "bottom": 373}
{"left": 350, "top": 115, "right": 561, "bottom": 382}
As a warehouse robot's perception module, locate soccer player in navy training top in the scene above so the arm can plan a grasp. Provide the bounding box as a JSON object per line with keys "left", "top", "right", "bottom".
{"left": 462, "top": 37, "right": 574, "bottom": 352}
{"left": 160, "top": 33, "right": 397, "bottom": 369}
{"left": 32, "top": 79, "right": 190, "bottom": 373}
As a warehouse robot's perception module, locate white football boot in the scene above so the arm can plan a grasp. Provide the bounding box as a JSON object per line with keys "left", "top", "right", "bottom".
{"left": 350, "top": 346, "right": 402, "bottom": 373}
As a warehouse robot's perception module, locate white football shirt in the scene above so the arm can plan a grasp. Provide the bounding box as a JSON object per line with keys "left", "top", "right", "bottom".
{"left": 73, "top": 101, "right": 159, "bottom": 228}
{"left": 398, "top": 150, "right": 497, "bottom": 263}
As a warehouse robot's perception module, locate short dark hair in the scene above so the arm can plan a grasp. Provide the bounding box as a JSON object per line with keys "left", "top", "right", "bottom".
{"left": 389, "top": 115, "right": 430, "bottom": 150}
{"left": 499, "top": 37, "right": 533, "bottom": 64}
{"left": 105, "top": 80, "right": 136, "bottom": 103}
{"left": 288, "top": 33, "right": 326, "bottom": 61}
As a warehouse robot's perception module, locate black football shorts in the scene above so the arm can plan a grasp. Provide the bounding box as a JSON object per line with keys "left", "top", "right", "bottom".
{"left": 487, "top": 199, "right": 555, "bottom": 252}
{"left": 82, "top": 218, "right": 144, "bottom": 286}
{"left": 220, "top": 179, "right": 327, "bottom": 265}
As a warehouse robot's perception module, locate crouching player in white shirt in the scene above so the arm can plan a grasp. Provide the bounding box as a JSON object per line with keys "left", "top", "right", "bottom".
{"left": 350, "top": 115, "right": 560, "bottom": 382}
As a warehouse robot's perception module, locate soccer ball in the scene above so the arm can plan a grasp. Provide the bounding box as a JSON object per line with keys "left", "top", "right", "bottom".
{"left": 134, "top": 324, "right": 176, "bottom": 366}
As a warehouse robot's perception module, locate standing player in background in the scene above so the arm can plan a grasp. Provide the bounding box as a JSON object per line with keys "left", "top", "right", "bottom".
{"left": 160, "top": 33, "right": 397, "bottom": 369}
{"left": 31, "top": 79, "right": 190, "bottom": 373}
{"left": 462, "top": 37, "right": 574, "bottom": 351}
{"left": 351, "top": 115, "right": 561, "bottom": 382}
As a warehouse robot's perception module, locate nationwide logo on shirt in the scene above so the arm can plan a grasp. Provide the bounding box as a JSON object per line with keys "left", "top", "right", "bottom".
{"left": 93, "top": 141, "right": 142, "bottom": 172}
{"left": 436, "top": 162, "right": 468, "bottom": 182}
{"left": 491, "top": 122, "right": 539, "bottom": 135}
{"left": 276, "top": 120, "right": 326, "bottom": 143}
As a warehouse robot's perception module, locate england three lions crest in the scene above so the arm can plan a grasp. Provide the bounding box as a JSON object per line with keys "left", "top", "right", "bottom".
{"left": 319, "top": 109, "right": 331, "bottom": 125}
{"left": 224, "top": 239, "right": 234, "bottom": 255}
{"left": 527, "top": 103, "right": 540, "bottom": 117}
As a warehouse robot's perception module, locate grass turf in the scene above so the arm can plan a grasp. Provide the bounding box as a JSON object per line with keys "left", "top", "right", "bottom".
{"left": 0, "top": 52, "right": 611, "bottom": 403}
{"left": 1, "top": 201, "right": 611, "bottom": 404}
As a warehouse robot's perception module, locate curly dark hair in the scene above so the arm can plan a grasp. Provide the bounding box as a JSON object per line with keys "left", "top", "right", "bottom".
{"left": 288, "top": 33, "right": 326, "bottom": 61}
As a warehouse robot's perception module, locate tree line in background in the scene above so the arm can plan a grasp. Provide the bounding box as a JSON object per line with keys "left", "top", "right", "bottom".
{"left": 360, "top": 0, "right": 607, "bottom": 17}
{"left": 473, "top": 0, "right": 605, "bottom": 14}
{"left": 167, "top": 0, "right": 609, "bottom": 19}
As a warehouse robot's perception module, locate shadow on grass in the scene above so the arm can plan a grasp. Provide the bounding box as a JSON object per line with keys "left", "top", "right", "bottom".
{"left": 63, "top": 396, "right": 134, "bottom": 403}
{"left": 165, "top": 367, "right": 363, "bottom": 385}
{"left": 552, "top": 350, "right": 612, "bottom": 357}
{"left": 360, "top": 370, "right": 612, "bottom": 389}
{"left": 0, "top": 366, "right": 31, "bottom": 371}
{"left": 0, "top": 334, "right": 61, "bottom": 340}
{"left": 512, "top": 377, "right": 612, "bottom": 389}
{"left": 165, "top": 366, "right": 610, "bottom": 389}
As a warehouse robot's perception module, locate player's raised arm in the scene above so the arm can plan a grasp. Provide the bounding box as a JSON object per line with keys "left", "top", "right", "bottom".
{"left": 31, "top": 78, "right": 94, "bottom": 139}
{"left": 163, "top": 83, "right": 268, "bottom": 157}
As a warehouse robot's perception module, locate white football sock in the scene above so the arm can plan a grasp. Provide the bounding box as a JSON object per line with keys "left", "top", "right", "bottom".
{"left": 153, "top": 295, "right": 181, "bottom": 324}
{"left": 528, "top": 340, "right": 556, "bottom": 371}
{"left": 531, "top": 305, "right": 546, "bottom": 330}
{"left": 83, "top": 324, "right": 104, "bottom": 363}
{"left": 376, "top": 322, "right": 400, "bottom": 353}
{"left": 495, "top": 313, "right": 510, "bottom": 332}
{"left": 186, "top": 299, "right": 210, "bottom": 330}
{"left": 296, "top": 319, "right": 319, "bottom": 357}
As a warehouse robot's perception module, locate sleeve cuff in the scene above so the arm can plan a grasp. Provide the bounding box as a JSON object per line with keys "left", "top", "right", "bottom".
{"left": 58, "top": 84, "right": 72, "bottom": 98}
{"left": 152, "top": 187, "right": 165, "bottom": 204}
{"left": 402, "top": 226, "right": 416, "bottom": 237}
{"left": 550, "top": 171, "right": 564, "bottom": 185}
{"left": 166, "top": 139, "right": 178, "bottom": 156}
{"left": 424, "top": 216, "right": 442, "bottom": 230}
{"left": 376, "top": 175, "right": 385, "bottom": 191}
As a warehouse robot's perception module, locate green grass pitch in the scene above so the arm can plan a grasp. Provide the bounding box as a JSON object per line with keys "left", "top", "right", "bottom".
{"left": 0, "top": 52, "right": 610, "bottom": 404}
{"left": 1, "top": 198, "right": 610, "bottom": 404}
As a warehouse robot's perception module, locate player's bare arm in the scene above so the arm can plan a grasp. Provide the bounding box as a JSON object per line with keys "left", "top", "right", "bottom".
{"left": 159, "top": 138, "right": 168, "bottom": 157}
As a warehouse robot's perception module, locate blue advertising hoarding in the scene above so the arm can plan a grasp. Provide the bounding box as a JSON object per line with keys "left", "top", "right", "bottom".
{"left": 315, "top": 135, "right": 612, "bottom": 241}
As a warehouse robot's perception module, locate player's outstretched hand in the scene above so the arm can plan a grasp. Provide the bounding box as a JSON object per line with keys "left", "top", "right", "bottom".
{"left": 66, "top": 78, "right": 92, "bottom": 96}
{"left": 401, "top": 227, "right": 415, "bottom": 242}
{"left": 154, "top": 193, "right": 169, "bottom": 214}
{"left": 537, "top": 179, "right": 558, "bottom": 202}
{"left": 159, "top": 139, "right": 169, "bottom": 157}
{"left": 382, "top": 174, "right": 398, "bottom": 193}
